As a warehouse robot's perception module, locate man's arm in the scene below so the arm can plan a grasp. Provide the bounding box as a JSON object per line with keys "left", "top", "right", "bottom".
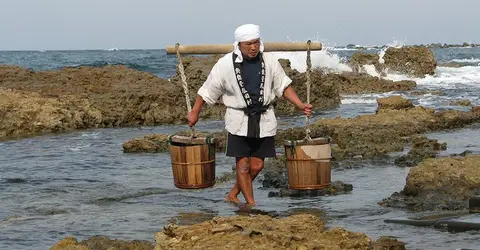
{"left": 187, "top": 60, "right": 224, "bottom": 127}
{"left": 282, "top": 86, "right": 312, "bottom": 117}
{"left": 187, "top": 95, "right": 206, "bottom": 127}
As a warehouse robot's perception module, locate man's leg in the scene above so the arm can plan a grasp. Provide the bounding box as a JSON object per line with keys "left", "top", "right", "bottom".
{"left": 226, "top": 157, "right": 264, "bottom": 201}
{"left": 224, "top": 133, "right": 249, "bottom": 203}
{"left": 234, "top": 156, "right": 256, "bottom": 204}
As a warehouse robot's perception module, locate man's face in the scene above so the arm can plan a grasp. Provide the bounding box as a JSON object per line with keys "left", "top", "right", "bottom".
{"left": 239, "top": 38, "right": 261, "bottom": 59}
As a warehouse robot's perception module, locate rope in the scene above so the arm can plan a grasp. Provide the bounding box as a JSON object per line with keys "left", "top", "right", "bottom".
{"left": 304, "top": 40, "right": 312, "bottom": 142}
{"left": 175, "top": 43, "right": 196, "bottom": 139}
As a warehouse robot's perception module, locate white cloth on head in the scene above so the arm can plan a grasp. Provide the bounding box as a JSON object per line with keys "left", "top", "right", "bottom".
{"left": 233, "top": 24, "right": 264, "bottom": 63}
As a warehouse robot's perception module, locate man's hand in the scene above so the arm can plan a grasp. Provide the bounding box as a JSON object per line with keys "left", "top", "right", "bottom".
{"left": 299, "top": 103, "right": 312, "bottom": 117}
{"left": 187, "top": 111, "right": 199, "bottom": 127}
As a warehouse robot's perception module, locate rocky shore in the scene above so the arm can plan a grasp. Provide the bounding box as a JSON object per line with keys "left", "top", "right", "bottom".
{"left": 50, "top": 214, "right": 406, "bottom": 250}
{"left": 1, "top": 46, "right": 432, "bottom": 141}
{"left": 123, "top": 97, "right": 480, "bottom": 160}
{"left": 2, "top": 45, "right": 479, "bottom": 249}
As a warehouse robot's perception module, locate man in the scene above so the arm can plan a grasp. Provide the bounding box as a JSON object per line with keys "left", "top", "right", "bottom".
{"left": 187, "top": 24, "right": 312, "bottom": 206}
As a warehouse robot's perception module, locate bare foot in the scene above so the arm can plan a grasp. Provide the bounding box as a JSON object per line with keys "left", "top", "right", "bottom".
{"left": 224, "top": 194, "right": 241, "bottom": 204}
{"left": 238, "top": 202, "right": 256, "bottom": 211}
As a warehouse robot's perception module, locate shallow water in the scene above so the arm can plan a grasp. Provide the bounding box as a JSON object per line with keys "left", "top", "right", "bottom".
{"left": 1, "top": 121, "right": 480, "bottom": 250}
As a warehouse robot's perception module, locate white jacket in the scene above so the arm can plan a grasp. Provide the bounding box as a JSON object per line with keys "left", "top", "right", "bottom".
{"left": 198, "top": 50, "right": 292, "bottom": 137}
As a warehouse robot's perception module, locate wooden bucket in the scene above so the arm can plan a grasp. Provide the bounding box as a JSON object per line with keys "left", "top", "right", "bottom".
{"left": 284, "top": 137, "right": 332, "bottom": 190}
{"left": 168, "top": 135, "right": 216, "bottom": 189}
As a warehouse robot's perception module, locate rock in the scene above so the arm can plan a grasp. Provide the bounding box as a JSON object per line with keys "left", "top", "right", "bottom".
{"left": 122, "top": 134, "right": 169, "bottom": 153}
{"left": 153, "top": 214, "right": 373, "bottom": 250}
{"left": 274, "top": 63, "right": 341, "bottom": 113}
{"left": 50, "top": 237, "right": 89, "bottom": 250}
{"left": 380, "top": 155, "right": 480, "bottom": 211}
{"left": 371, "top": 236, "right": 406, "bottom": 250}
{"left": 410, "top": 90, "right": 444, "bottom": 96}
{"left": 327, "top": 72, "right": 416, "bottom": 95}
{"left": 348, "top": 52, "right": 381, "bottom": 74}
{"left": 50, "top": 236, "right": 154, "bottom": 250}
{"left": 394, "top": 135, "right": 447, "bottom": 167}
{"left": 472, "top": 106, "right": 480, "bottom": 113}
{"left": 450, "top": 99, "right": 472, "bottom": 106}
{"left": 0, "top": 88, "right": 103, "bottom": 140}
{"left": 268, "top": 181, "right": 353, "bottom": 198}
{"left": 469, "top": 196, "right": 480, "bottom": 213}
{"left": 125, "top": 103, "right": 480, "bottom": 160}
{"left": 383, "top": 46, "right": 437, "bottom": 77}
{"left": 0, "top": 54, "right": 421, "bottom": 142}
{"left": 347, "top": 46, "right": 437, "bottom": 78}
{"left": 376, "top": 96, "right": 414, "bottom": 112}
{"left": 122, "top": 130, "right": 227, "bottom": 153}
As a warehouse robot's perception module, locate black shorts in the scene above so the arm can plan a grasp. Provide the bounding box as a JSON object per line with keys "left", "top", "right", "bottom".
{"left": 225, "top": 133, "right": 276, "bottom": 158}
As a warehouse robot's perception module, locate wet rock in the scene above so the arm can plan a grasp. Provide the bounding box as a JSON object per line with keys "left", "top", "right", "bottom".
{"left": 1, "top": 55, "right": 418, "bottom": 142}
{"left": 383, "top": 46, "right": 437, "bottom": 77}
{"left": 327, "top": 72, "right": 416, "bottom": 95}
{"left": 0, "top": 65, "right": 201, "bottom": 140}
{"left": 380, "top": 155, "right": 480, "bottom": 211}
{"left": 125, "top": 101, "right": 480, "bottom": 160}
{"left": 371, "top": 236, "right": 406, "bottom": 250}
{"left": 50, "top": 237, "right": 89, "bottom": 250}
{"left": 450, "top": 99, "right": 472, "bottom": 106}
{"left": 410, "top": 90, "right": 444, "bottom": 96}
{"left": 394, "top": 135, "right": 447, "bottom": 167}
{"left": 268, "top": 181, "right": 353, "bottom": 198}
{"left": 122, "top": 130, "right": 227, "bottom": 153}
{"left": 469, "top": 196, "right": 480, "bottom": 213}
{"left": 122, "top": 134, "right": 170, "bottom": 153}
{"left": 261, "top": 157, "right": 289, "bottom": 189}
{"left": 426, "top": 42, "right": 480, "bottom": 48}
{"left": 275, "top": 61, "right": 341, "bottom": 113}
{"left": 347, "top": 46, "right": 437, "bottom": 78}
{"left": 50, "top": 235, "right": 154, "bottom": 250}
{"left": 166, "top": 211, "right": 218, "bottom": 226}
{"left": 348, "top": 52, "right": 381, "bottom": 73}
{"left": 0, "top": 88, "right": 102, "bottom": 140}
{"left": 153, "top": 214, "right": 373, "bottom": 250}
{"left": 376, "top": 96, "right": 414, "bottom": 112}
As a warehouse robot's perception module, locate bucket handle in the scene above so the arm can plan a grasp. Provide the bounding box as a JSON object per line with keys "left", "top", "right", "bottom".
{"left": 175, "top": 43, "right": 197, "bottom": 141}
{"left": 304, "top": 40, "right": 313, "bottom": 143}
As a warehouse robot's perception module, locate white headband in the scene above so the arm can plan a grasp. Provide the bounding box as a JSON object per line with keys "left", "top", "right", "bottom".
{"left": 232, "top": 24, "right": 264, "bottom": 62}
{"left": 235, "top": 24, "right": 261, "bottom": 42}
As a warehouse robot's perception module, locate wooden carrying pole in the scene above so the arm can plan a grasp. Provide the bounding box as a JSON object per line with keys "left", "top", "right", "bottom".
{"left": 165, "top": 42, "right": 322, "bottom": 54}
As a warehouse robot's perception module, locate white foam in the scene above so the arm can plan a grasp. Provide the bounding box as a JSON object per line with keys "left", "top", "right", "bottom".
{"left": 378, "top": 40, "right": 406, "bottom": 64}
{"left": 328, "top": 47, "right": 358, "bottom": 51}
{"left": 341, "top": 92, "right": 408, "bottom": 105}
{"left": 450, "top": 58, "right": 480, "bottom": 64}
{"left": 362, "top": 64, "right": 380, "bottom": 77}
{"left": 269, "top": 48, "right": 352, "bottom": 73}
{"left": 341, "top": 98, "right": 378, "bottom": 104}
{"left": 384, "top": 66, "right": 480, "bottom": 88}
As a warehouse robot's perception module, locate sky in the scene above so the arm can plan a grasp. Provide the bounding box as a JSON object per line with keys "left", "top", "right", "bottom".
{"left": 1, "top": 0, "right": 479, "bottom": 51}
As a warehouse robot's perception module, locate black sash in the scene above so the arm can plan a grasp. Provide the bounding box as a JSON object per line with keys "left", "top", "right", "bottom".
{"left": 232, "top": 53, "right": 268, "bottom": 138}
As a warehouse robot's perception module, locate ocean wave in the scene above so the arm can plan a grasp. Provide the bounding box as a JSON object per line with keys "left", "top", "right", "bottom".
{"left": 341, "top": 98, "right": 378, "bottom": 104}
{"left": 269, "top": 49, "right": 352, "bottom": 73}
{"left": 450, "top": 58, "right": 480, "bottom": 63}
{"left": 383, "top": 66, "right": 480, "bottom": 88}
